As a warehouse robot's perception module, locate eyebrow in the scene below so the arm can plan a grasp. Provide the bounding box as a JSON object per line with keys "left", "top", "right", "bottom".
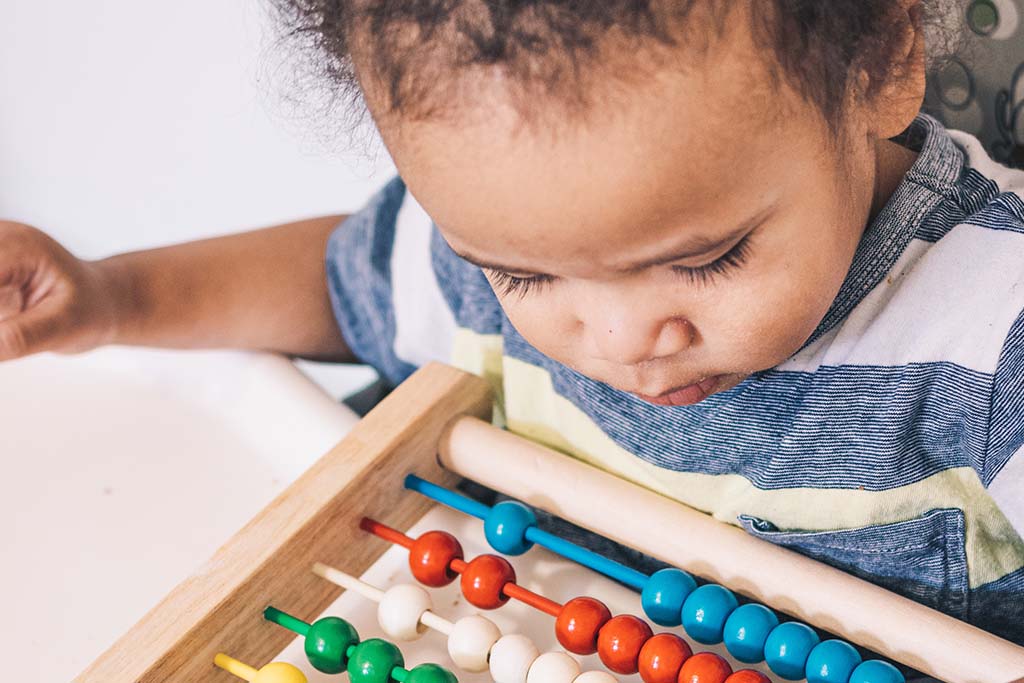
{"left": 454, "top": 204, "right": 776, "bottom": 275}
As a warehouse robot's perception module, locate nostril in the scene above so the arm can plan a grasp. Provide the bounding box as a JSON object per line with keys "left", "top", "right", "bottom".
{"left": 651, "top": 317, "right": 696, "bottom": 359}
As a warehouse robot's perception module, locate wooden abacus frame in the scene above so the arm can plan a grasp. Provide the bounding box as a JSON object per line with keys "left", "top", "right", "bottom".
{"left": 75, "top": 363, "right": 1024, "bottom": 683}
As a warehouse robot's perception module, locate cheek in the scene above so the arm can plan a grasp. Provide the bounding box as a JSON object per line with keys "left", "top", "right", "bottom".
{"left": 738, "top": 230, "right": 860, "bottom": 359}
{"left": 498, "top": 296, "right": 577, "bottom": 356}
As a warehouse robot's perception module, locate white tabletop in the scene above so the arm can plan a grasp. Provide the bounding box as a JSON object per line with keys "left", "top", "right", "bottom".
{"left": 0, "top": 348, "right": 363, "bottom": 683}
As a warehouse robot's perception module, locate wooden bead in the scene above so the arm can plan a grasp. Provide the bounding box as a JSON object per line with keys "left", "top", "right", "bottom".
{"left": 304, "top": 616, "right": 359, "bottom": 673}
{"left": 722, "top": 604, "right": 778, "bottom": 664}
{"left": 216, "top": 655, "right": 308, "bottom": 683}
{"left": 848, "top": 661, "right": 905, "bottom": 683}
{"left": 526, "top": 652, "right": 582, "bottom": 683}
{"left": 253, "top": 662, "right": 308, "bottom": 683}
{"left": 723, "top": 672, "right": 771, "bottom": 683}
{"left": 484, "top": 500, "right": 537, "bottom": 555}
{"left": 347, "top": 639, "right": 404, "bottom": 683}
{"left": 805, "top": 640, "right": 862, "bottom": 683}
{"left": 573, "top": 672, "right": 619, "bottom": 683}
{"left": 677, "top": 653, "right": 732, "bottom": 683}
{"left": 596, "top": 614, "right": 654, "bottom": 675}
{"left": 408, "top": 531, "right": 463, "bottom": 587}
{"left": 555, "top": 597, "right": 612, "bottom": 655}
{"left": 406, "top": 663, "right": 458, "bottom": 683}
{"left": 448, "top": 615, "right": 502, "bottom": 672}
{"left": 377, "top": 584, "right": 432, "bottom": 641}
{"left": 460, "top": 554, "right": 516, "bottom": 609}
{"left": 641, "top": 569, "right": 697, "bottom": 627}
{"left": 681, "top": 585, "right": 738, "bottom": 645}
{"left": 637, "top": 633, "right": 692, "bottom": 683}
{"left": 489, "top": 633, "right": 540, "bottom": 683}
{"left": 764, "top": 622, "right": 820, "bottom": 680}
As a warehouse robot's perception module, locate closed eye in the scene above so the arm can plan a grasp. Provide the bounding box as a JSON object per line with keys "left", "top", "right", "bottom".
{"left": 671, "top": 235, "right": 752, "bottom": 286}
{"left": 485, "top": 270, "right": 555, "bottom": 299}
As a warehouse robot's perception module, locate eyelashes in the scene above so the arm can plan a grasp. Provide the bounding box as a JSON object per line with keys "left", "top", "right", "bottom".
{"left": 670, "top": 235, "right": 752, "bottom": 286}
{"left": 486, "top": 270, "right": 554, "bottom": 299}
{"left": 485, "top": 235, "right": 753, "bottom": 298}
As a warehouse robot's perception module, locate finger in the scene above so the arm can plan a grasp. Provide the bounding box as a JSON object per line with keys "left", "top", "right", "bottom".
{"left": 0, "top": 284, "right": 23, "bottom": 322}
{"left": 0, "top": 296, "right": 65, "bottom": 361}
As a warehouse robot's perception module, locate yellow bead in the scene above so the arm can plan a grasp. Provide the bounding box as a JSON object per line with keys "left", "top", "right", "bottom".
{"left": 253, "top": 662, "right": 308, "bottom": 683}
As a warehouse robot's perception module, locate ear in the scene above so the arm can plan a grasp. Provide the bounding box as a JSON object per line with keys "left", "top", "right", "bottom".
{"left": 855, "top": 0, "right": 927, "bottom": 140}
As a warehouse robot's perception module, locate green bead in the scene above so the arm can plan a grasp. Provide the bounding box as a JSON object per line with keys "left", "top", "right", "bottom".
{"left": 406, "top": 663, "right": 458, "bottom": 683}
{"left": 305, "top": 616, "right": 360, "bottom": 674}
{"left": 347, "top": 638, "right": 405, "bottom": 683}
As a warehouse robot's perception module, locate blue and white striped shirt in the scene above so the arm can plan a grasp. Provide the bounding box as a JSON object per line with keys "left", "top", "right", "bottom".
{"left": 326, "top": 114, "right": 1024, "bottom": 645}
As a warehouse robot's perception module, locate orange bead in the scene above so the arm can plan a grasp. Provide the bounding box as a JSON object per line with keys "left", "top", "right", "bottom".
{"left": 408, "top": 531, "right": 463, "bottom": 587}
{"left": 460, "top": 554, "right": 516, "bottom": 609}
{"left": 638, "top": 633, "right": 693, "bottom": 683}
{"left": 723, "top": 671, "right": 770, "bottom": 683}
{"left": 677, "top": 653, "right": 732, "bottom": 683}
{"left": 555, "top": 597, "right": 612, "bottom": 655}
{"left": 596, "top": 614, "right": 654, "bottom": 675}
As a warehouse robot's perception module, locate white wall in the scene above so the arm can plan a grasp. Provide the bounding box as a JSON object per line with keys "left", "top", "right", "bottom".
{"left": 0, "top": 0, "right": 394, "bottom": 395}
{"left": 0, "top": 1, "right": 394, "bottom": 257}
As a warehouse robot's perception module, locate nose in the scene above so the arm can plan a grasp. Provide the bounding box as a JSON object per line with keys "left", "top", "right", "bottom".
{"left": 584, "top": 305, "right": 695, "bottom": 366}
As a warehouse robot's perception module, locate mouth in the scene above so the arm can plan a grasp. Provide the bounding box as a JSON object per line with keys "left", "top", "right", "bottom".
{"left": 632, "top": 375, "right": 723, "bottom": 407}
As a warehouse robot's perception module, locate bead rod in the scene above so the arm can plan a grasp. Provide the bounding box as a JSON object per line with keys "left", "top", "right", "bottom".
{"left": 313, "top": 562, "right": 456, "bottom": 636}
{"left": 405, "top": 474, "right": 647, "bottom": 590}
{"left": 214, "top": 654, "right": 257, "bottom": 681}
{"left": 263, "top": 606, "right": 311, "bottom": 637}
{"left": 361, "top": 518, "right": 564, "bottom": 616}
{"left": 405, "top": 475, "right": 491, "bottom": 520}
{"left": 313, "top": 562, "right": 385, "bottom": 602}
{"left": 361, "top": 517, "right": 415, "bottom": 549}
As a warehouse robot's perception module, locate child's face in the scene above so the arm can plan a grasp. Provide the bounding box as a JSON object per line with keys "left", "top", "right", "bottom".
{"left": 371, "top": 16, "right": 919, "bottom": 406}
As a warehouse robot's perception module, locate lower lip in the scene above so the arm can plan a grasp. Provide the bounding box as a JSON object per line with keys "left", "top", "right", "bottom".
{"left": 635, "top": 376, "right": 722, "bottom": 407}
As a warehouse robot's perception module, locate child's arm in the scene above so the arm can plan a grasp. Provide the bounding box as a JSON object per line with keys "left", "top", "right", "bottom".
{"left": 0, "top": 216, "right": 354, "bottom": 362}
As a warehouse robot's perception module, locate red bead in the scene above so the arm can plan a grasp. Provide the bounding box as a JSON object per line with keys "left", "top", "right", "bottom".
{"left": 460, "top": 554, "right": 516, "bottom": 609}
{"left": 638, "top": 633, "right": 693, "bottom": 683}
{"left": 677, "top": 653, "right": 732, "bottom": 683}
{"left": 555, "top": 597, "right": 612, "bottom": 655}
{"left": 596, "top": 614, "right": 654, "bottom": 675}
{"left": 723, "top": 671, "right": 770, "bottom": 683}
{"left": 408, "top": 531, "right": 463, "bottom": 587}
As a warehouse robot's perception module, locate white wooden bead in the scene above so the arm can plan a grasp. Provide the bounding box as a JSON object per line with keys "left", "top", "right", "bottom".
{"left": 377, "top": 584, "right": 432, "bottom": 641}
{"left": 447, "top": 615, "right": 502, "bottom": 672}
{"left": 488, "top": 634, "right": 540, "bottom": 683}
{"left": 526, "top": 652, "right": 581, "bottom": 683}
{"left": 572, "top": 671, "right": 618, "bottom": 683}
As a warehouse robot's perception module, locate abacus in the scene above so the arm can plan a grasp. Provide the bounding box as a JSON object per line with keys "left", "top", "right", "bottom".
{"left": 73, "top": 364, "right": 1024, "bottom": 683}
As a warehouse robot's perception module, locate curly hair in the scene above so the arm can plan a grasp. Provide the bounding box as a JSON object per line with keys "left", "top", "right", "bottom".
{"left": 269, "top": 0, "right": 958, "bottom": 131}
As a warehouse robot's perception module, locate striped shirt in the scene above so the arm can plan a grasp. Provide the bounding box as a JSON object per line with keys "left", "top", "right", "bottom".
{"left": 326, "top": 114, "right": 1024, "bottom": 645}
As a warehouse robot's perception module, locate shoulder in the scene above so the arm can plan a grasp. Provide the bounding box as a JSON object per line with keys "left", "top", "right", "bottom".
{"left": 371, "top": 180, "right": 505, "bottom": 341}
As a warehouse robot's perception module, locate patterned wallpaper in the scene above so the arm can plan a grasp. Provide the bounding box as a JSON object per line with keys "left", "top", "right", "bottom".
{"left": 924, "top": 0, "right": 1024, "bottom": 168}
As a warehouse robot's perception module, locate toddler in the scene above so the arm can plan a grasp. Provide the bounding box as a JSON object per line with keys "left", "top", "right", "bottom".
{"left": 2, "top": 0, "right": 1023, "bottom": 649}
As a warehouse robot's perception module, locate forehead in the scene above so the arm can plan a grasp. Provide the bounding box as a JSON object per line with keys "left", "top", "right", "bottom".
{"left": 374, "top": 13, "right": 822, "bottom": 275}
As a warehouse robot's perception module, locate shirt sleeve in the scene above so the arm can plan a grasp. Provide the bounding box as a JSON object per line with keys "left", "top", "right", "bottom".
{"left": 325, "top": 176, "right": 457, "bottom": 385}
{"left": 985, "top": 306, "right": 1024, "bottom": 537}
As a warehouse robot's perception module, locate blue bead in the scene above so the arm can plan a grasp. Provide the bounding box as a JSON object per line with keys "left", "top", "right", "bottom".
{"left": 765, "top": 622, "right": 821, "bottom": 680}
{"left": 722, "top": 603, "right": 779, "bottom": 663}
{"left": 805, "top": 640, "right": 862, "bottom": 683}
{"left": 680, "top": 584, "right": 738, "bottom": 644}
{"left": 484, "top": 501, "right": 537, "bottom": 555}
{"left": 641, "top": 568, "right": 697, "bottom": 627}
{"left": 849, "top": 660, "right": 905, "bottom": 683}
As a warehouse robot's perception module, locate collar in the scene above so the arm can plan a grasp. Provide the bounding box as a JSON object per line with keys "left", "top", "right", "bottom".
{"left": 800, "top": 113, "right": 965, "bottom": 350}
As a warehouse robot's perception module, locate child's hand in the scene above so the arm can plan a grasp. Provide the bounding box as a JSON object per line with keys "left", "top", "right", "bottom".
{"left": 0, "top": 221, "right": 120, "bottom": 361}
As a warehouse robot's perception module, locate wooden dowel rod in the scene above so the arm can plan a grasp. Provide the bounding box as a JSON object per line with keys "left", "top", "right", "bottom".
{"left": 438, "top": 416, "right": 1024, "bottom": 683}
